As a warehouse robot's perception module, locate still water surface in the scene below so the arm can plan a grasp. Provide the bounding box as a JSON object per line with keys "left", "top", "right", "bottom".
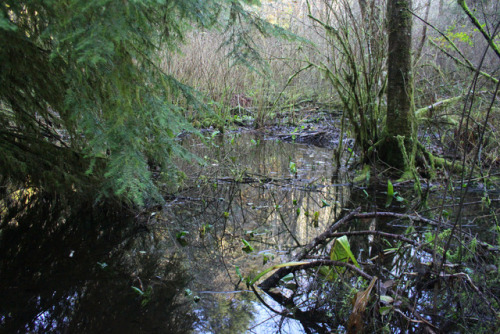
{"left": 1, "top": 132, "right": 494, "bottom": 333}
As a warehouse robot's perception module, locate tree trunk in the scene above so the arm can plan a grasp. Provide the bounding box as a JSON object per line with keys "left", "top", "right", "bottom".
{"left": 381, "top": 0, "right": 415, "bottom": 170}
{"left": 415, "top": 0, "right": 431, "bottom": 62}
{"left": 438, "top": 0, "right": 444, "bottom": 16}
{"left": 358, "top": 0, "right": 383, "bottom": 60}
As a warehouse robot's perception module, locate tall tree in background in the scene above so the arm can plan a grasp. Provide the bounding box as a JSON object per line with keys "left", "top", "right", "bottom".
{"left": 381, "top": 0, "right": 415, "bottom": 170}
{"left": 0, "top": 0, "right": 274, "bottom": 206}
{"left": 358, "top": 0, "right": 383, "bottom": 58}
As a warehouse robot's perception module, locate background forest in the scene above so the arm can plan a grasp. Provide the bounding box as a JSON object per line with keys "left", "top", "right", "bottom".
{"left": 1, "top": 0, "right": 499, "bottom": 204}
{"left": 1, "top": 0, "right": 500, "bottom": 333}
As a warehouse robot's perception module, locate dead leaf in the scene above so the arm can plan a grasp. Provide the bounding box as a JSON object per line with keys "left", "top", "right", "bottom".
{"left": 347, "top": 277, "right": 377, "bottom": 334}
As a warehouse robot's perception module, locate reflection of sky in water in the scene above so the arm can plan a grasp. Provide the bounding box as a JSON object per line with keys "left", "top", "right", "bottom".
{"left": 248, "top": 299, "right": 304, "bottom": 333}
{"left": 32, "top": 293, "right": 78, "bottom": 332}
{"left": 193, "top": 291, "right": 305, "bottom": 333}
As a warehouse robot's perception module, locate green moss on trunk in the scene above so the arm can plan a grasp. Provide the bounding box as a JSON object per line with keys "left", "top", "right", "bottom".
{"left": 381, "top": 0, "right": 415, "bottom": 172}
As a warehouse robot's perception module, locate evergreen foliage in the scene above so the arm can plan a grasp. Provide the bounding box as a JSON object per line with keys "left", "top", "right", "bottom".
{"left": 0, "top": 0, "right": 275, "bottom": 206}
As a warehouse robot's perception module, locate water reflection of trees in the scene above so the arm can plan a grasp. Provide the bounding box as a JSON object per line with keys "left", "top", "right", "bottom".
{"left": 167, "top": 132, "right": 499, "bottom": 333}
{"left": 197, "top": 292, "right": 255, "bottom": 333}
{"left": 0, "top": 192, "right": 194, "bottom": 333}
{"left": 255, "top": 207, "right": 499, "bottom": 333}
{"left": 161, "top": 133, "right": 354, "bottom": 332}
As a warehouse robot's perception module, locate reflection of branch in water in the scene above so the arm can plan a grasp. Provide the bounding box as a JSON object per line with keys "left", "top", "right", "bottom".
{"left": 259, "top": 208, "right": 361, "bottom": 292}
{"left": 254, "top": 209, "right": 471, "bottom": 333}
{"left": 270, "top": 191, "right": 302, "bottom": 248}
{"left": 216, "top": 172, "right": 343, "bottom": 192}
{"left": 250, "top": 285, "right": 330, "bottom": 334}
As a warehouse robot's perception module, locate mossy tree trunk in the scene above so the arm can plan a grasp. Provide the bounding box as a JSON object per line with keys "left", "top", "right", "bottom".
{"left": 381, "top": 0, "right": 415, "bottom": 171}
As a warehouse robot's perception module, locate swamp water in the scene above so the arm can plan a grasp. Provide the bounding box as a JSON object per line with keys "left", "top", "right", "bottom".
{"left": 1, "top": 132, "right": 498, "bottom": 333}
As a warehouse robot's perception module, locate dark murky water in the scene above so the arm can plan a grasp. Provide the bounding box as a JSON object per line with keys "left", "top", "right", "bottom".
{"left": 1, "top": 132, "right": 497, "bottom": 333}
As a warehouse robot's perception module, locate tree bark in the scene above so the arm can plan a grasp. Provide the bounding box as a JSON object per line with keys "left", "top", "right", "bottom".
{"left": 381, "top": 0, "right": 415, "bottom": 170}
